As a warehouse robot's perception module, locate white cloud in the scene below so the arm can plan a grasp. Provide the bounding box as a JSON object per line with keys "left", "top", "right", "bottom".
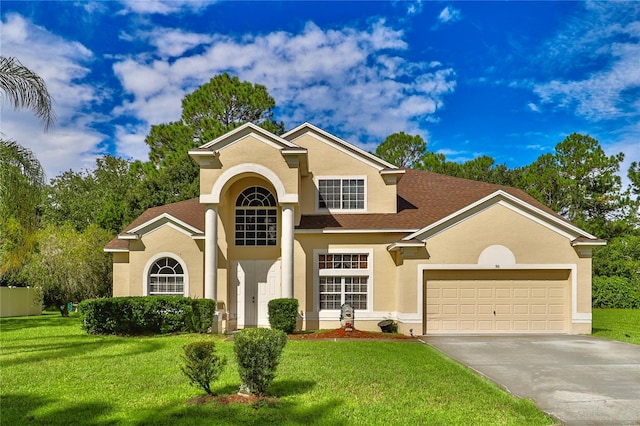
{"left": 527, "top": 103, "right": 541, "bottom": 113}
{"left": 406, "top": 1, "right": 423, "bottom": 16}
{"left": 118, "top": 0, "right": 212, "bottom": 15}
{"left": 0, "top": 13, "right": 107, "bottom": 179}
{"left": 134, "top": 27, "right": 215, "bottom": 58}
{"left": 111, "top": 19, "right": 456, "bottom": 154}
{"left": 438, "top": 6, "right": 461, "bottom": 24}
{"left": 533, "top": 2, "right": 640, "bottom": 121}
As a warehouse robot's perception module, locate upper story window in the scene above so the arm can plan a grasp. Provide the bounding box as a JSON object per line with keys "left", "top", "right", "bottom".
{"left": 317, "top": 177, "right": 366, "bottom": 211}
{"left": 148, "top": 257, "right": 185, "bottom": 295}
{"left": 235, "top": 186, "right": 277, "bottom": 246}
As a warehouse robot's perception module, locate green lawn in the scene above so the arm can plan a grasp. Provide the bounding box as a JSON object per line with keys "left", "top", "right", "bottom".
{"left": 0, "top": 313, "right": 553, "bottom": 425}
{"left": 592, "top": 308, "right": 640, "bottom": 344}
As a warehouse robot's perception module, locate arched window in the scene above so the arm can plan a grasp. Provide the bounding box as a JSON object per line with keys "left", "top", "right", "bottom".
{"left": 148, "top": 257, "right": 185, "bottom": 295}
{"left": 235, "top": 186, "right": 277, "bottom": 246}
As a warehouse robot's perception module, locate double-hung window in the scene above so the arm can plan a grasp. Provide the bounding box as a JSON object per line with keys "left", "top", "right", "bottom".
{"left": 316, "top": 251, "right": 372, "bottom": 311}
{"left": 317, "top": 177, "right": 366, "bottom": 211}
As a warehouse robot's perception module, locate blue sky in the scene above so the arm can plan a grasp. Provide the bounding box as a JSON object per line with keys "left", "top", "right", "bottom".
{"left": 1, "top": 1, "right": 638, "bottom": 186}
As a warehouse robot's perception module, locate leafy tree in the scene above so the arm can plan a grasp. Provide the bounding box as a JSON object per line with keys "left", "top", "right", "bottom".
{"left": 629, "top": 161, "right": 640, "bottom": 196}
{"left": 131, "top": 73, "right": 284, "bottom": 216}
{"left": 0, "top": 57, "right": 53, "bottom": 284}
{"left": 42, "top": 156, "right": 141, "bottom": 233}
{"left": 516, "top": 134, "right": 625, "bottom": 236}
{"left": 0, "top": 56, "right": 55, "bottom": 130}
{"left": 515, "top": 153, "right": 564, "bottom": 210}
{"left": 0, "top": 140, "right": 45, "bottom": 284}
{"left": 375, "top": 132, "right": 426, "bottom": 168}
{"left": 593, "top": 235, "right": 640, "bottom": 281}
{"left": 22, "top": 223, "right": 113, "bottom": 316}
{"left": 416, "top": 151, "right": 514, "bottom": 185}
{"left": 30, "top": 224, "right": 111, "bottom": 314}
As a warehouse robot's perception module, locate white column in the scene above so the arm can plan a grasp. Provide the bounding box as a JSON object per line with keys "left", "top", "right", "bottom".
{"left": 204, "top": 204, "right": 218, "bottom": 301}
{"left": 281, "top": 204, "right": 295, "bottom": 298}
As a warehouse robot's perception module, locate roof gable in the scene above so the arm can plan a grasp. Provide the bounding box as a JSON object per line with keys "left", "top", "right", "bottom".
{"left": 105, "top": 198, "right": 204, "bottom": 252}
{"left": 404, "top": 189, "right": 598, "bottom": 242}
{"left": 192, "top": 122, "right": 300, "bottom": 152}
{"left": 282, "top": 122, "right": 401, "bottom": 174}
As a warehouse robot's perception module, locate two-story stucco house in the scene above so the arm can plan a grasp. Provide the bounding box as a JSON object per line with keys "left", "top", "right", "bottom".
{"left": 105, "top": 122, "right": 604, "bottom": 335}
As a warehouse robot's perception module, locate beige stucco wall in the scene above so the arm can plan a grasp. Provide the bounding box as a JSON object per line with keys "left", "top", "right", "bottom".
{"left": 295, "top": 232, "right": 403, "bottom": 332}
{"left": 290, "top": 133, "right": 397, "bottom": 214}
{"left": 112, "top": 252, "right": 130, "bottom": 297}
{"left": 199, "top": 135, "right": 299, "bottom": 201}
{"left": 127, "top": 225, "right": 204, "bottom": 298}
{"left": 395, "top": 202, "right": 592, "bottom": 333}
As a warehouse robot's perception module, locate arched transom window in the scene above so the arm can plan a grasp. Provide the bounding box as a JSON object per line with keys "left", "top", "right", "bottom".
{"left": 148, "top": 257, "right": 185, "bottom": 295}
{"left": 235, "top": 186, "right": 277, "bottom": 246}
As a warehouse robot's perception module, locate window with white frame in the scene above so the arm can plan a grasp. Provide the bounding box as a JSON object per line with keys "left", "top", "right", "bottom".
{"left": 235, "top": 186, "right": 278, "bottom": 246}
{"left": 317, "top": 252, "right": 371, "bottom": 310}
{"left": 148, "top": 257, "right": 184, "bottom": 295}
{"left": 318, "top": 178, "right": 365, "bottom": 211}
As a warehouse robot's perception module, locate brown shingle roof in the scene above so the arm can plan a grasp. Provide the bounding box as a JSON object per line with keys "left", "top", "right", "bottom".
{"left": 298, "top": 169, "right": 568, "bottom": 230}
{"left": 104, "top": 198, "right": 204, "bottom": 251}
{"left": 105, "top": 169, "right": 581, "bottom": 251}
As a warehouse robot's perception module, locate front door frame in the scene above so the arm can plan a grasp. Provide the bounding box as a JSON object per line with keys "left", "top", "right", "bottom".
{"left": 234, "top": 260, "right": 281, "bottom": 328}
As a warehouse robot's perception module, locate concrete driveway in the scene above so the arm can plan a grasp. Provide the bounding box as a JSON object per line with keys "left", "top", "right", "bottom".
{"left": 423, "top": 335, "right": 640, "bottom": 425}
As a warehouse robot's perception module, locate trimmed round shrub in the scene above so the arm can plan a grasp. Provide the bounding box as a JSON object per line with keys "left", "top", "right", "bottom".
{"left": 234, "top": 328, "right": 287, "bottom": 396}
{"left": 187, "top": 299, "right": 217, "bottom": 333}
{"left": 181, "top": 340, "right": 227, "bottom": 395}
{"left": 592, "top": 276, "right": 640, "bottom": 309}
{"left": 268, "top": 298, "right": 298, "bottom": 334}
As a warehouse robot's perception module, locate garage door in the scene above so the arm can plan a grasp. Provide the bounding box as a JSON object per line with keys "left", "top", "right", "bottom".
{"left": 424, "top": 270, "right": 570, "bottom": 334}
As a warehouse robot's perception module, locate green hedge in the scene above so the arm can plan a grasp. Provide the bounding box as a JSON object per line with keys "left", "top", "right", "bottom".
{"left": 268, "top": 298, "right": 298, "bottom": 334}
{"left": 186, "top": 299, "right": 217, "bottom": 333}
{"left": 79, "top": 296, "right": 217, "bottom": 335}
{"left": 593, "top": 276, "right": 640, "bottom": 309}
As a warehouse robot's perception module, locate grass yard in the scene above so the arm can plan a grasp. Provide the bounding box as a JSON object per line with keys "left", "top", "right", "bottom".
{"left": 592, "top": 308, "right": 640, "bottom": 344}
{"left": 0, "top": 314, "right": 553, "bottom": 426}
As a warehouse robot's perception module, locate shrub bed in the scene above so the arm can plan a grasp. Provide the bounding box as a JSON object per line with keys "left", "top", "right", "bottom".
{"left": 79, "top": 296, "right": 217, "bottom": 335}
{"left": 267, "top": 298, "right": 298, "bottom": 334}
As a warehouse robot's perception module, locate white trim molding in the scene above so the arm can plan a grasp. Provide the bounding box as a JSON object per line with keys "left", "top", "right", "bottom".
{"left": 313, "top": 248, "right": 374, "bottom": 315}
{"left": 142, "top": 252, "right": 190, "bottom": 297}
{"left": 202, "top": 163, "right": 298, "bottom": 205}
{"left": 405, "top": 190, "right": 598, "bottom": 243}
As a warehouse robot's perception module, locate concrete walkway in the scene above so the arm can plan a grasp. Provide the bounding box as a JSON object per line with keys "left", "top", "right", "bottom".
{"left": 423, "top": 335, "right": 640, "bottom": 425}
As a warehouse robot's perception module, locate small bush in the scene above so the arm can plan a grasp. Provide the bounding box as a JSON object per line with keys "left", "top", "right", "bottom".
{"left": 593, "top": 276, "right": 640, "bottom": 309}
{"left": 268, "top": 298, "right": 298, "bottom": 334}
{"left": 234, "top": 328, "right": 287, "bottom": 396}
{"left": 181, "top": 341, "right": 227, "bottom": 395}
{"left": 186, "top": 299, "right": 217, "bottom": 333}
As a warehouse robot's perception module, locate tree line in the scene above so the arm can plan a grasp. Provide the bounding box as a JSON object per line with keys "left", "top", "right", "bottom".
{"left": 1, "top": 57, "right": 638, "bottom": 313}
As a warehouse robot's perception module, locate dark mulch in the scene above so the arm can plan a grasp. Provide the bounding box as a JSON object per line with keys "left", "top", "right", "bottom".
{"left": 288, "top": 327, "right": 416, "bottom": 340}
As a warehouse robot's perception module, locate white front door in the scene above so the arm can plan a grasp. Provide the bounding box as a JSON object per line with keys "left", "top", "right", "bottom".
{"left": 235, "top": 260, "right": 281, "bottom": 328}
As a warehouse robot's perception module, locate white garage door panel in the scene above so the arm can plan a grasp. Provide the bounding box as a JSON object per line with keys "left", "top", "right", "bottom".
{"left": 425, "top": 270, "right": 570, "bottom": 334}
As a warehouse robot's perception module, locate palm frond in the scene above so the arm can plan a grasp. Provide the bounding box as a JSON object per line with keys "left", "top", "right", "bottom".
{"left": 0, "top": 56, "right": 55, "bottom": 130}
